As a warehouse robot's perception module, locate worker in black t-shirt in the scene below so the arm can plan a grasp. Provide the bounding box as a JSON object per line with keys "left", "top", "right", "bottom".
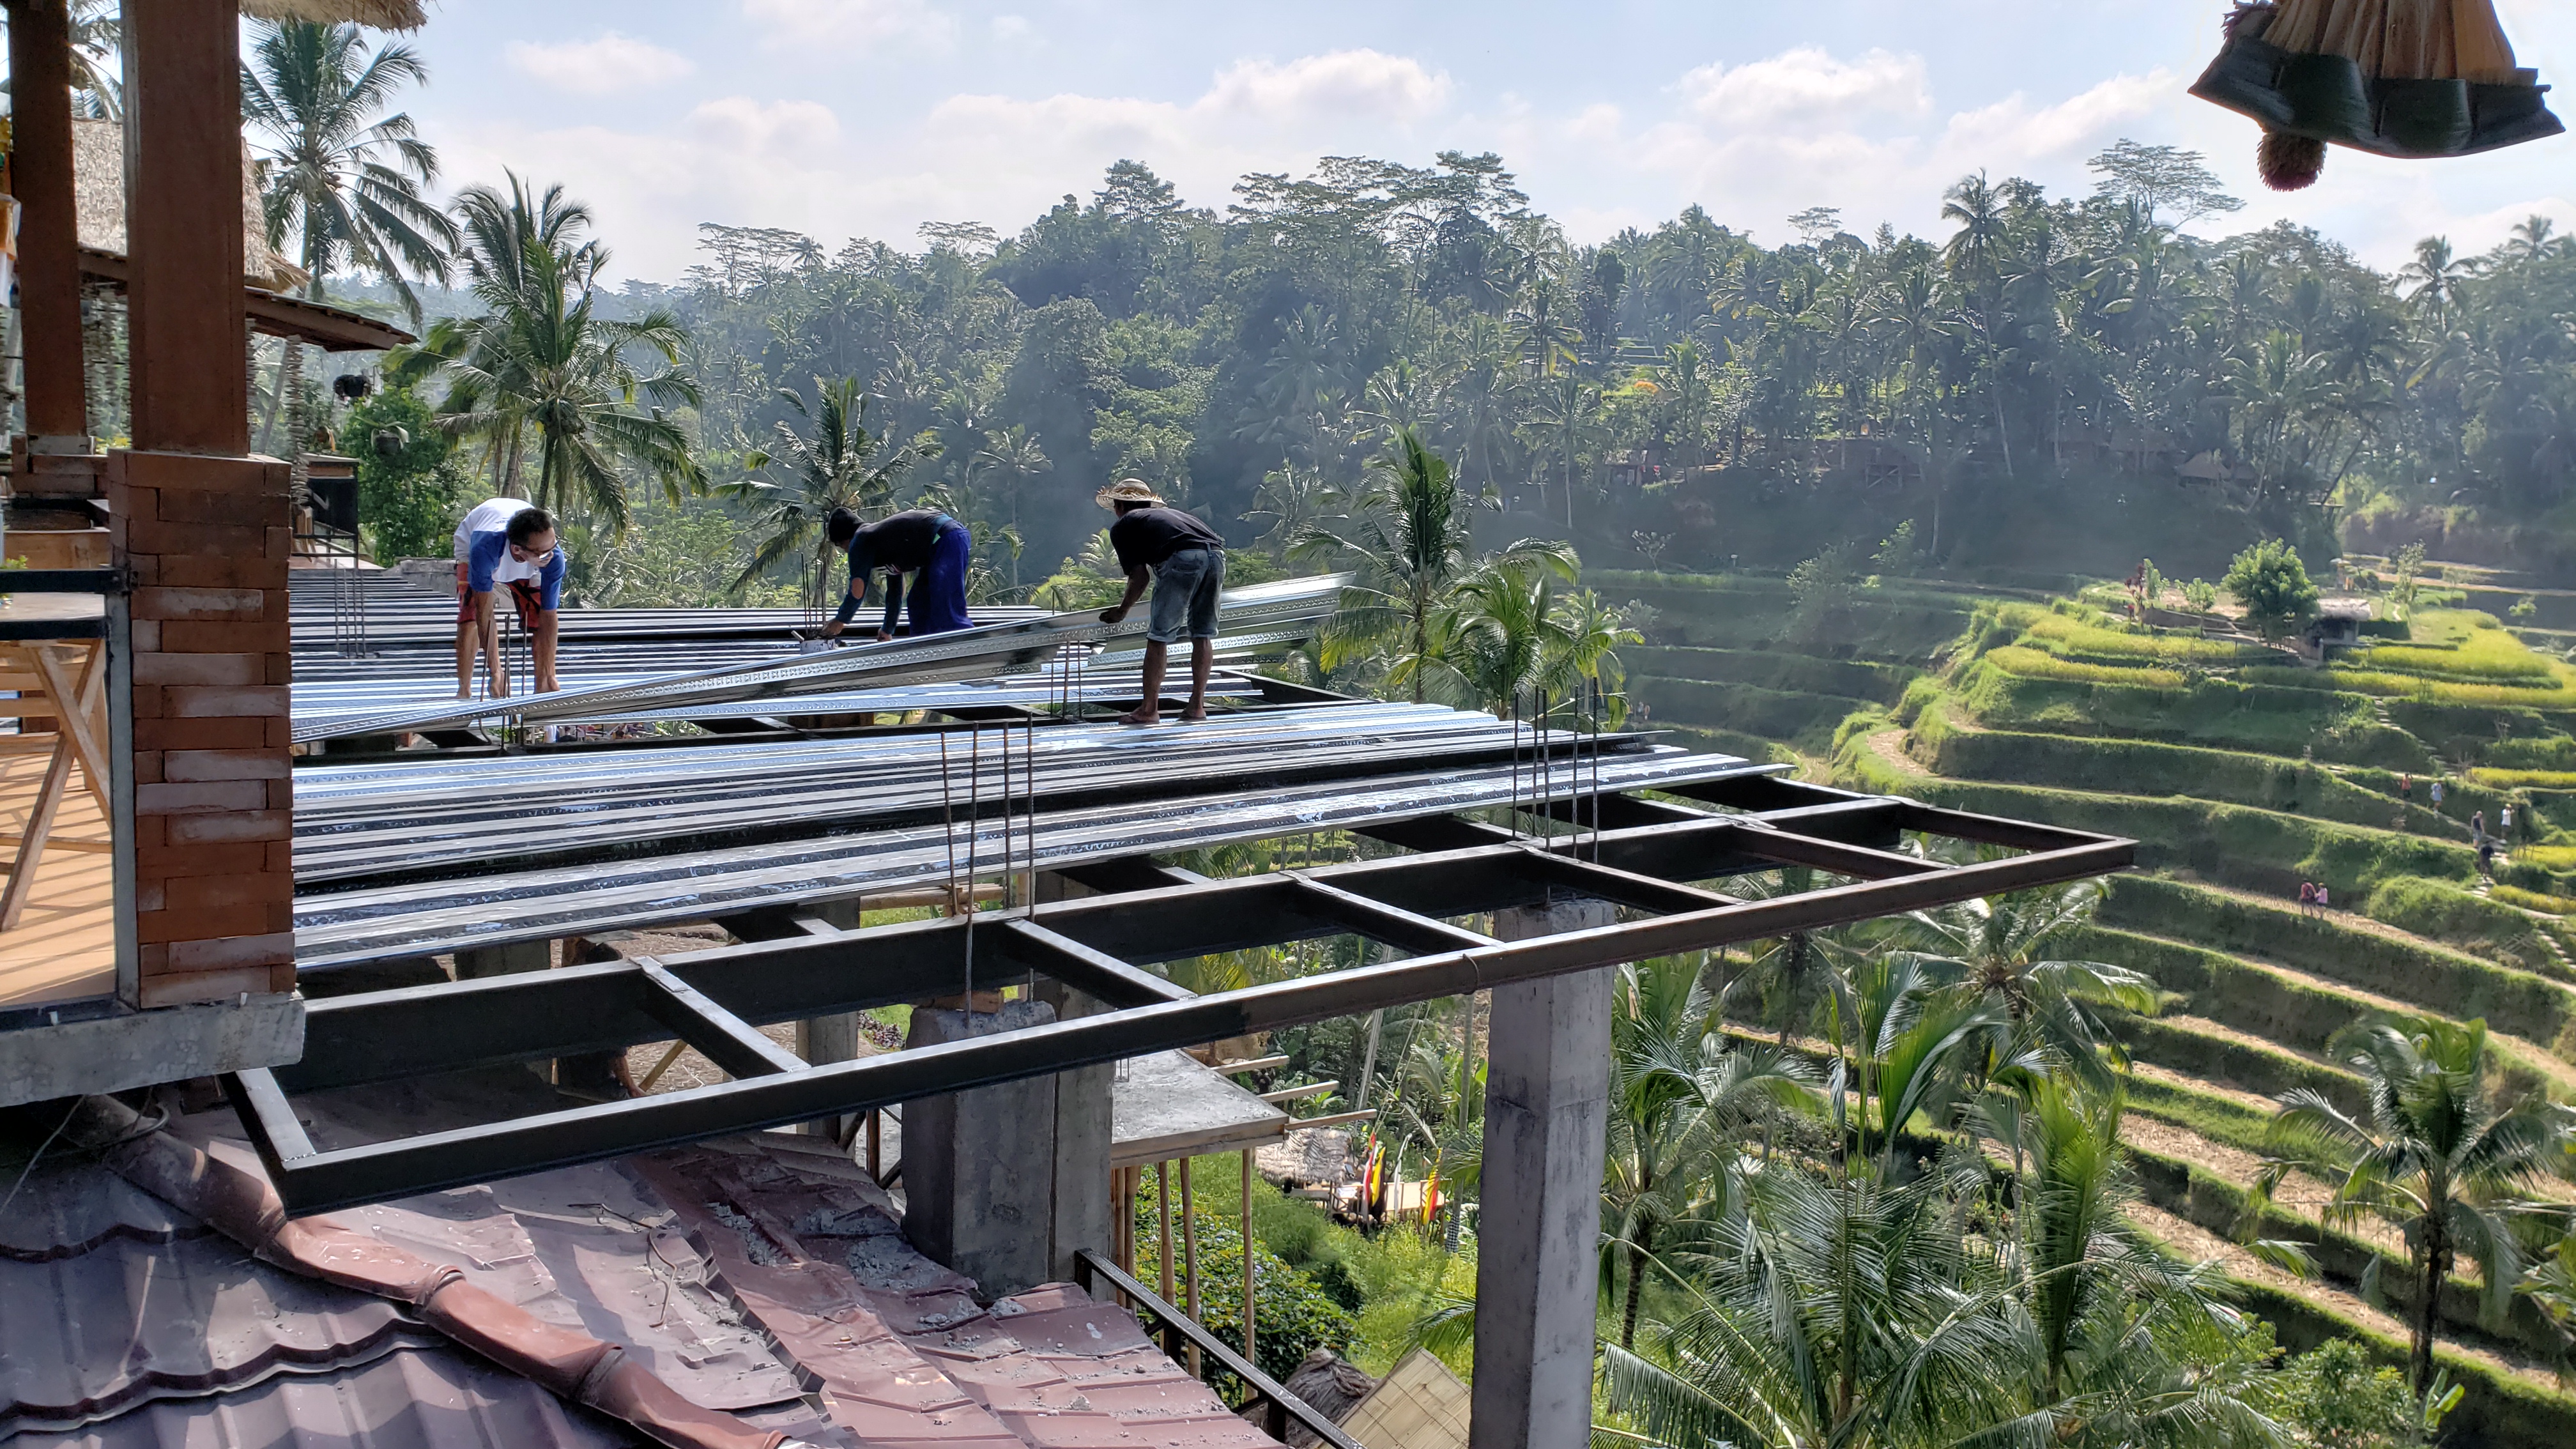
{"left": 1096, "top": 478, "right": 1225, "bottom": 724}
{"left": 818, "top": 507, "right": 974, "bottom": 641}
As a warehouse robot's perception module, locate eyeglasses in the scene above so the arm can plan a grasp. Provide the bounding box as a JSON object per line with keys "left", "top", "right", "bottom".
{"left": 509, "top": 543, "right": 555, "bottom": 562}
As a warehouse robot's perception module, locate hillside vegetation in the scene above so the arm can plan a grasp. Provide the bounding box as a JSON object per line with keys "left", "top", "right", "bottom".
{"left": 1614, "top": 564, "right": 2576, "bottom": 1449}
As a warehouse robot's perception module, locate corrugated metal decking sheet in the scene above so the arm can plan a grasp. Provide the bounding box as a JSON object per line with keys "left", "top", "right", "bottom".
{"left": 291, "top": 703, "right": 1613, "bottom": 884}
{"left": 293, "top": 742, "right": 1768, "bottom": 969}
{"left": 291, "top": 576, "right": 1342, "bottom": 742}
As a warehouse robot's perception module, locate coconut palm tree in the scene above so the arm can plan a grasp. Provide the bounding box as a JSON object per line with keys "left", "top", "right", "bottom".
{"left": 1603, "top": 956, "right": 1811, "bottom": 1349}
{"left": 1292, "top": 428, "right": 1572, "bottom": 702}
{"left": 1895, "top": 881, "right": 2158, "bottom": 1092}
{"left": 397, "top": 175, "right": 701, "bottom": 533}
{"left": 241, "top": 19, "right": 454, "bottom": 319}
{"left": 971, "top": 424, "right": 1050, "bottom": 583}
{"left": 2250, "top": 1016, "right": 2566, "bottom": 1399}
{"left": 724, "top": 376, "right": 933, "bottom": 610}
{"left": 1602, "top": 1167, "right": 2036, "bottom": 1449}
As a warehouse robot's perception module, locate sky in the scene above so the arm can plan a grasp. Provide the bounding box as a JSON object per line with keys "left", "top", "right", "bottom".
{"left": 380, "top": 0, "right": 2576, "bottom": 284}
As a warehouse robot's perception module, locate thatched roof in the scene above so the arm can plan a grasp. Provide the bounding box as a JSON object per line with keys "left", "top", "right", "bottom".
{"left": 70, "top": 118, "right": 307, "bottom": 293}
{"left": 237, "top": 0, "right": 427, "bottom": 29}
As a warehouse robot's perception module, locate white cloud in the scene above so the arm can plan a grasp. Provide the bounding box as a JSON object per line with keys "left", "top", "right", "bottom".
{"left": 1202, "top": 50, "right": 1453, "bottom": 124}
{"left": 1680, "top": 47, "right": 1930, "bottom": 125}
{"left": 990, "top": 14, "right": 1032, "bottom": 42}
{"left": 739, "top": 0, "right": 956, "bottom": 48}
{"left": 1940, "top": 72, "right": 2173, "bottom": 163}
{"left": 502, "top": 32, "right": 695, "bottom": 96}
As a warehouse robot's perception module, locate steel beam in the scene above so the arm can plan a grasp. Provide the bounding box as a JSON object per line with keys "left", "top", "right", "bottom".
{"left": 233, "top": 808, "right": 2131, "bottom": 1214}
{"left": 997, "top": 918, "right": 1195, "bottom": 1008}
{"left": 634, "top": 960, "right": 806, "bottom": 1079}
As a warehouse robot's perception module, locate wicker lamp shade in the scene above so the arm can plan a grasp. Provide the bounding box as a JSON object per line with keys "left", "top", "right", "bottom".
{"left": 2191, "top": 0, "right": 2561, "bottom": 190}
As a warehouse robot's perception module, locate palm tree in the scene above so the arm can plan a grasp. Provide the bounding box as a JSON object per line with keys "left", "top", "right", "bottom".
{"left": 241, "top": 19, "right": 454, "bottom": 319}
{"left": 2250, "top": 1015, "right": 2566, "bottom": 1399}
{"left": 1896, "top": 881, "right": 2157, "bottom": 1092}
{"left": 1602, "top": 1168, "right": 2035, "bottom": 1449}
{"left": 1292, "top": 428, "right": 1571, "bottom": 702}
{"left": 397, "top": 175, "right": 702, "bottom": 533}
{"left": 1603, "top": 956, "right": 1810, "bottom": 1349}
{"left": 972, "top": 424, "right": 1051, "bottom": 583}
{"left": 724, "top": 376, "right": 932, "bottom": 610}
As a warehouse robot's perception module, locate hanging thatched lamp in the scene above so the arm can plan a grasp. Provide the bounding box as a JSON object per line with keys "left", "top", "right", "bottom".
{"left": 2191, "top": 0, "right": 2562, "bottom": 190}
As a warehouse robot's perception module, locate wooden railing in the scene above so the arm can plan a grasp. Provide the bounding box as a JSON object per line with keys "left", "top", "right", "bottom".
{"left": 1073, "top": 1248, "right": 1363, "bottom": 1449}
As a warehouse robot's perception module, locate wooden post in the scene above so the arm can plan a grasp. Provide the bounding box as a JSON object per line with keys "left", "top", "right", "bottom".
{"left": 123, "top": 0, "right": 247, "bottom": 454}
{"left": 7, "top": 0, "right": 88, "bottom": 445}
{"left": 1241, "top": 1147, "right": 1257, "bottom": 1363}
{"left": 865, "top": 1108, "right": 882, "bottom": 1181}
{"left": 1180, "top": 1156, "right": 1202, "bottom": 1378}
{"left": 1156, "top": 1160, "right": 1175, "bottom": 1306}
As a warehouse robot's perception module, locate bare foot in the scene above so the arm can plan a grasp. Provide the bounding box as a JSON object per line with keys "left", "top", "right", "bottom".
{"left": 1180, "top": 707, "right": 1209, "bottom": 723}
{"left": 1117, "top": 707, "right": 1161, "bottom": 726}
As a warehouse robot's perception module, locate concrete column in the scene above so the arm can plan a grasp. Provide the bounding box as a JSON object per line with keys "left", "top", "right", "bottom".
{"left": 1472, "top": 898, "right": 1615, "bottom": 1449}
{"left": 901, "top": 999, "right": 1060, "bottom": 1299}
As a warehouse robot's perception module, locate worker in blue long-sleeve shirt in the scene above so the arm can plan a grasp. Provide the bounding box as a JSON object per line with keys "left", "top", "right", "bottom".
{"left": 818, "top": 507, "right": 974, "bottom": 641}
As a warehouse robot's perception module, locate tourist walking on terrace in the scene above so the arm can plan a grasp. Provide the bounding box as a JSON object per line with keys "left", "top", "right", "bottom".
{"left": 2315, "top": 883, "right": 2330, "bottom": 912}
{"left": 2298, "top": 882, "right": 2317, "bottom": 916}
{"left": 2502, "top": 803, "right": 2516, "bottom": 839}
{"left": 819, "top": 506, "right": 974, "bottom": 643}
{"left": 2400, "top": 772, "right": 2412, "bottom": 803}
{"left": 1097, "top": 479, "right": 1226, "bottom": 725}
{"left": 2472, "top": 808, "right": 2487, "bottom": 843}
{"left": 2430, "top": 777, "right": 2445, "bottom": 811}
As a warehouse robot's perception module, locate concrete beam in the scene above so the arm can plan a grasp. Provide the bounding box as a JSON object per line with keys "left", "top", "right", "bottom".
{"left": 1472, "top": 898, "right": 1616, "bottom": 1449}
{"left": 0, "top": 993, "right": 302, "bottom": 1108}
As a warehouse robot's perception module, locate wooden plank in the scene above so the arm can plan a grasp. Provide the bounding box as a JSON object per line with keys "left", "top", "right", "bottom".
{"left": 1, "top": 737, "right": 78, "bottom": 929}
{"left": 29, "top": 644, "right": 107, "bottom": 816}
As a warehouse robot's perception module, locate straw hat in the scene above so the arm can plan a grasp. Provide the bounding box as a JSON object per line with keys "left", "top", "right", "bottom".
{"left": 1096, "top": 478, "right": 1164, "bottom": 508}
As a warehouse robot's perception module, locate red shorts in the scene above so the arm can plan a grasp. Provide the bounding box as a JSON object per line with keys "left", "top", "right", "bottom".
{"left": 457, "top": 563, "right": 544, "bottom": 629}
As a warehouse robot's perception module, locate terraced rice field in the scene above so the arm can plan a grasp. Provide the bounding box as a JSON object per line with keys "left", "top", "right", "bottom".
{"left": 1604, "top": 571, "right": 2576, "bottom": 1447}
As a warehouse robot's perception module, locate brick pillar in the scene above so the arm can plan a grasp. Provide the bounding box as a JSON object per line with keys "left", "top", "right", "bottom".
{"left": 111, "top": 450, "right": 295, "bottom": 1008}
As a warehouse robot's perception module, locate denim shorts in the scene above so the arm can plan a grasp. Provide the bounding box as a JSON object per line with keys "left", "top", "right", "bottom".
{"left": 1146, "top": 548, "right": 1225, "bottom": 643}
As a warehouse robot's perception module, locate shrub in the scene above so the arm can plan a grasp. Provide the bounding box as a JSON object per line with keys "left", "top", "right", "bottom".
{"left": 1134, "top": 1177, "right": 1357, "bottom": 1384}
{"left": 347, "top": 385, "right": 470, "bottom": 562}
{"left": 2223, "top": 538, "right": 2319, "bottom": 640}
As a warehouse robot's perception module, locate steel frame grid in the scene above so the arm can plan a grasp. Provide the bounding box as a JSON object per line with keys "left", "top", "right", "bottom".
{"left": 227, "top": 776, "right": 2131, "bottom": 1215}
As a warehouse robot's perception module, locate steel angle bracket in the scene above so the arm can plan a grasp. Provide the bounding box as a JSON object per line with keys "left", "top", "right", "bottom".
{"left": 241, "top": 785, "right": 2132, "bottom": 1215}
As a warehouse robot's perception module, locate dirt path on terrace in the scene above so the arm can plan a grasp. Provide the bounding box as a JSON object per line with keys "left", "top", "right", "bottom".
{"left": 1864, "top": 728, "right": 1932, "bottom": 778}
{"left": 2122, "top": 1202, "right": 2566, "bottom": 1393}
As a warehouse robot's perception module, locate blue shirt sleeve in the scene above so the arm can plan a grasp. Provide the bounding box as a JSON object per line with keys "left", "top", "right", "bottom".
{"left": 538, "top": 548, "right": 565, "bottom": 611}
{"left": 466, "top": 531, "right": 507, "bottom": 594}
